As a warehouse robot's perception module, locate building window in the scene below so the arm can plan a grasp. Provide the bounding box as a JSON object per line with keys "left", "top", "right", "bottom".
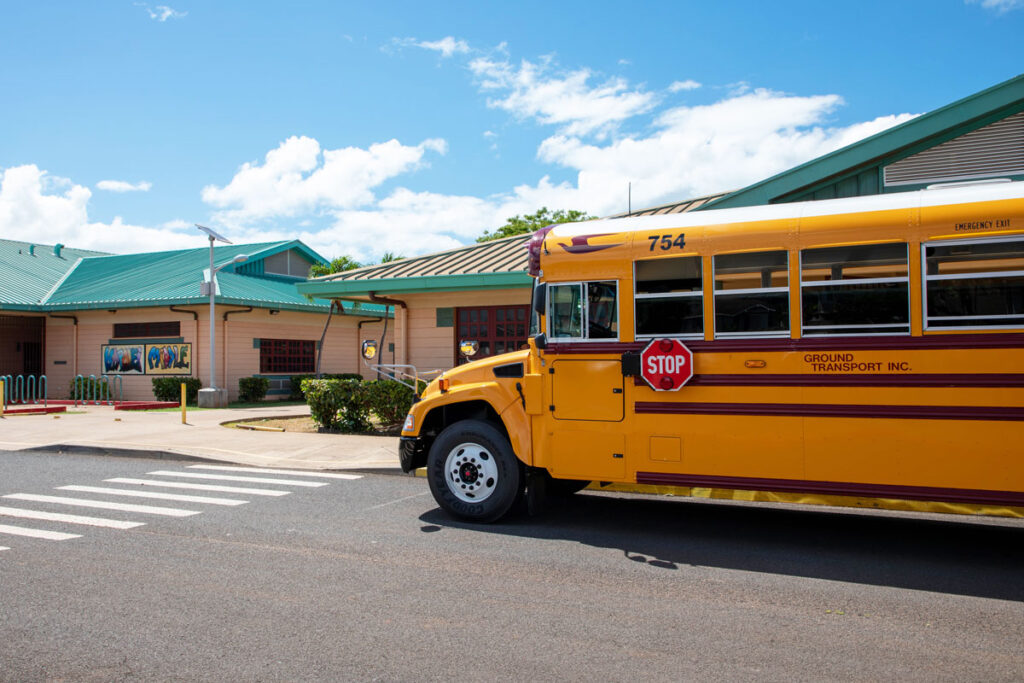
{"left": 547, "top": 281, "right": 618, "bottom": 341}
{"left": 259, "top": 339, "right": 315, "bottom": 373}
{"left": 923, "top": 237, "right": 1024, "bottom": 329}
{"left": 113, "top": 321, "right": 181, "bottom": 338}
{"left": 714, "top": 250, "right": 790, "bottom": 338}
{"left": 634, "top": 255, "right": 703, "bottom": 339}
{"left": 456, "top": 305, "right": 530, "bottom": 363}
{"left": 801, "top": 243, "right": 909, "bottom": 335}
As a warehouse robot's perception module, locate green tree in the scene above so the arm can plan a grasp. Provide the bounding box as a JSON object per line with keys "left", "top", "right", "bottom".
{"left": 477, "top": 207, "right": 595, "bottom": 242}
{"left": 310, "top": 255, "right": 362, "bottom": 277}
{"left": 380, "top": 252, "right": 405, "bottom": 263}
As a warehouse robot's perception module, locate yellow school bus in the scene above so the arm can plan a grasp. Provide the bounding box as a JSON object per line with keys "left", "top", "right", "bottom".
{"left": 398, "top": 181, "right": 1024, "bottom": 522}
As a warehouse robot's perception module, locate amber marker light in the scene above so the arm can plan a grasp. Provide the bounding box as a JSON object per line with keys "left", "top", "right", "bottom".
{"left": 438, "top": 378, "right": 450, "bottom": 392}
{"left": 745, "top": 360, "right": 767, "bottom": 369}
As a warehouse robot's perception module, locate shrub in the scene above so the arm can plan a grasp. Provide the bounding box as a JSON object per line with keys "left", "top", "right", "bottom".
{"left": 289, "top": 373, "right": 363, "bottom": 401}
{"left": 238, "top": 376, "right": 270, "bottom": 403}
{"left": 69, "top": 376, "right": 111, "bottom": 401}
{"left": 151, "top": 377, "right": 202, "bottom": 404}
{"left": 301, "top": 378, "right": 372, "bottom": 432}
{"left": 363, "top": 379, "right": 417, "bottom": 426}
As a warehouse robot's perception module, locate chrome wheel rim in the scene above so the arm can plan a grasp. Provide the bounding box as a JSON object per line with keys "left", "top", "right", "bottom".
{"left": 444, "top": 442, "right": 498, "bottom": 503}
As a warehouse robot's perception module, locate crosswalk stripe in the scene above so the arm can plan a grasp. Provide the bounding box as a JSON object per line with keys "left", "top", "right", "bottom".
{"left": 3, "top": 494, "right": 200, "bottom": 517}
{"left": 105, "top": 477, "right": 290, "bottom": 497}
{"left": 0, "top": 506, "right": 145, "bottom": 530}
{"left": 146, "top": 471, "right": 328, "bottom": 488}
{"left": 187, "top": 465, "right": 362, "bottom": 480}
{"left": 0, "top": 523, "right": 81, "bottom": 541}
{"left": 58, "top": 486, "right": 249, "bottom": 507}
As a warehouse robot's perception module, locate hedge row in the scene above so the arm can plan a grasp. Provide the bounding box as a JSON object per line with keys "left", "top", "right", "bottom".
{"left": 301, "top": 378, "right": 418, "bottom": 432}
{"left": 151, "top": 377, "right": 203, "bottom": 404}
{"left": 288, "top": 373, "right": 363, "bottom": 401}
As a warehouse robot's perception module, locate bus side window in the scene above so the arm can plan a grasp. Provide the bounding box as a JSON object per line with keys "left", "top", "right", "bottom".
{"left": 923, "top": 237, "right": 1024, "bottom": 329}
{"left": 634, "top": 255, "right": 703, "bottom": 338}
{"left": 547, "top": 281, "right": 618, "bottom": 340}
{"left": 587, "top": 281, "right": 618, "bottom": 339}
{"left": 713, "top": 250, "right": 789, "bottom": 338}
{"left": 801, "top": 243, "right": 909, "bottom": 336}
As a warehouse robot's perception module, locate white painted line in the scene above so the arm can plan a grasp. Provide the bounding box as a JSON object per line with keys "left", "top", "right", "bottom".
{"left": 0, "top": 506, "right": 145, "bottom": 530}
{"left": 365, "top": 492, "right": 431, "bottom": 511}
{"left": 0, "top": 523, "right": 81, "bottom": 541}
{"left": 3, "top": 494, "right": 200, "bottom": 518}
{"left": 187, "top": 465, "right": 363, "bottom": 480}
{"left": 104, "top": 478, "right": 290, "bottom": 497}
{"left": 58, "top": 486, "right": 249, "bottom": 507}
{"left": 0, "top": 546, "right": 9, "bottom": 551}
{"left": 147, "top": 471, "right": 328, "bottom": 488}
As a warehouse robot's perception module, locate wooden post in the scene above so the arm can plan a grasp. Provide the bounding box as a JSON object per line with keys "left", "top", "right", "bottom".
{"left": 181, "top": 382, "right": 187, "bottom": 424}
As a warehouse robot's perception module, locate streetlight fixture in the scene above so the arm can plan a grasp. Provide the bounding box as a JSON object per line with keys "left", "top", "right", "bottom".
{"left": 196, "top": 224, "right": 247, "bottom": 408}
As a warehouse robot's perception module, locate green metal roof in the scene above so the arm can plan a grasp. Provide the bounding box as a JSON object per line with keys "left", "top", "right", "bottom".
{"left": 0, "top": 239, "right": 110, "bottom": 310}
{"left": 705, "top": 73, "right": 1024, "bottom": 210}
{"left": 0, "top": 238, "right": 389, "bottom": 317}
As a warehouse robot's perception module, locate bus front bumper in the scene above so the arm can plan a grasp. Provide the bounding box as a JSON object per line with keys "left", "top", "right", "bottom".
{"left": 399, "top": 436, "right": 428, "bottom": 473}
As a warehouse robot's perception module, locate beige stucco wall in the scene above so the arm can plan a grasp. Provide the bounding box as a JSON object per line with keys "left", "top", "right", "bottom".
{"left": 41, "top": 306, "right": 393, "bottom": 402}
{"left": 396, "top": 288, "right": 531, "bottom": 374}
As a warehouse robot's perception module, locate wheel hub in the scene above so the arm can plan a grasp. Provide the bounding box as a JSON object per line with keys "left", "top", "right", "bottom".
{"left": 444, "top": 443, "right": 498, "bottom": 503}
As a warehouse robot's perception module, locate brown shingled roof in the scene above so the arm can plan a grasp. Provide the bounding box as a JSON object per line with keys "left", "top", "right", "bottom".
{"left": 314, "top": 233, "right": 531, "bottom": 282}
{"left": 605, "top": 191, "right": 731, "bottom": 218}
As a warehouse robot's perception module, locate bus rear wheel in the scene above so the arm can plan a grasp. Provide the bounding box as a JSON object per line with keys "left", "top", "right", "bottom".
{"left": 426, "top": 419, "right": 522, "bottom": 523}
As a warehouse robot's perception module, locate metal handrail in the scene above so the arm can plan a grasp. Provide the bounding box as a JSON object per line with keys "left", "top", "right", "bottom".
{"left": 361, "top": 361, "right": 442, "bottom": 395}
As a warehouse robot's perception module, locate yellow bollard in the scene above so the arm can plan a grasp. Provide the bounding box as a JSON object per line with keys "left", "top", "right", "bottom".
{"left": 1, "top": 379, "right": 4, "bottom": 415}
{"left": 181, "top": 382, "right": 187, "bottom": 424}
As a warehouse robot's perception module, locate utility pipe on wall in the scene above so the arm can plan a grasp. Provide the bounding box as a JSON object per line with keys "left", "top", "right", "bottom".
{"left": 222, "top": 306, "right": 254, "bottom": 394}
{"left": 368, "top": 293, "right": 407, "bottom": 366}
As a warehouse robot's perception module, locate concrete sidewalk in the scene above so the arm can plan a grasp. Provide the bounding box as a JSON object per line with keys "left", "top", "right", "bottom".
{"left": 0, "top": 403, "right": 402, "bottom": 472}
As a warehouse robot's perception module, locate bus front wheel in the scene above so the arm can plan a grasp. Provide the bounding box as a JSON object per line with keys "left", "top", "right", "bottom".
{"left": 426, "top": 420, "right": 522, "bottom": 523}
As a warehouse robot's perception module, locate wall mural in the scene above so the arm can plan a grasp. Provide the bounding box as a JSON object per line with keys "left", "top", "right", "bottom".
{"left": 101, "top": 343, "right": 191, "bottom": 375}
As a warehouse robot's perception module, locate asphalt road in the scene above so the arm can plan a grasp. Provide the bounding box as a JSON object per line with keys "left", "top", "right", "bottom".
{"left": 1, "top": 449, "right": 1022, "bottom": 681}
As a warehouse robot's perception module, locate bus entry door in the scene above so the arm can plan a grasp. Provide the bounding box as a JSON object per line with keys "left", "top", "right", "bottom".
{"left": 548, "top": 359, "right": 625, "bottom": 480}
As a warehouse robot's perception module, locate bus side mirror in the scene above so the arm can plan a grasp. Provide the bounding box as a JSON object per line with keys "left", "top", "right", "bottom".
{"left": 532, "top": 282, "right": 546, "bottom": 317}
{"left": 361, "top": 340, "right": 378, "bottom": 360}
{"left": 459, "top": 340, "right": 479, "bottom": 358}
{"left": 533, "top": 333, "right": 547, "bottom": 350}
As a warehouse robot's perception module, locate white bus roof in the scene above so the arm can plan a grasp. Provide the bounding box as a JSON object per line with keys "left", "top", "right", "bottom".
{"left": 550, "top": 180, "right": 1024, "bottom": 238}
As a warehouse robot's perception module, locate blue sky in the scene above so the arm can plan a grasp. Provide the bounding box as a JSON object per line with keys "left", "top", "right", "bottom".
{"left": 1, "top": 0, "right": 1022, "bottom": 261}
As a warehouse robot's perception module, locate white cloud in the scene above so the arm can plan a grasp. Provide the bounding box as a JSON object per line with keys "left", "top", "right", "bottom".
{"left": 965, "top": 0, "right": 1024, "bottom": 12}
{"left": 532, "top": 89, "right": 916, "bottom": 213}
{"left": 386, "top": 36, "right": 470, "bottom": 58}
{"left": 96, "top": 179, "right": 152, "bottom": 192}
{"left": 469, "top": 55, "right": 657, "bottom": 138}
{"left": 0, "top": 165, "right": 194, "bottom": 254}
{"left": 137, "top": 3, "right": 187, "bottom": 21}
{"left": 416, "top": 36, "right": 470, "bottom": 58}
{"left": 200, "top": 135, "right": 447, "bottom": 224}
{"left": 668, "top": 80, "right": 701, "bottom": 92}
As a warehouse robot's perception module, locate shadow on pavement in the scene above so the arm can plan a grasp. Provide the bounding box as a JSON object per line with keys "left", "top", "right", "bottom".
{"left": 419, "top": 492, "right": 1024, "bottom": 602}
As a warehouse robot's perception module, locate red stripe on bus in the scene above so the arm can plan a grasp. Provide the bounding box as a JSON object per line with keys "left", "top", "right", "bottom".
{"left": 633, "top": 402, "right": 1024, "bottom": 421}
{"left": 545, "top": 333, "right": 1024, "bottom": 355}
{"left": 632, "top": 373, "right": 1024, "bottom": 388}
{"left": 634, "top": 472, "right": 1024, "bottom": 508}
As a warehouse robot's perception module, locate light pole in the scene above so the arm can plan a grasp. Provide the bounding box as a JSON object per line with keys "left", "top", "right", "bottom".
{"left": 195, "top": 225, "right": 247, "bottom": 408}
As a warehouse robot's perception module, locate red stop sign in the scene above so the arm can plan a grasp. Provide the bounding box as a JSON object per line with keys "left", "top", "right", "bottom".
{"left": 640, "top": 338, "right": 694, "bottom": 391}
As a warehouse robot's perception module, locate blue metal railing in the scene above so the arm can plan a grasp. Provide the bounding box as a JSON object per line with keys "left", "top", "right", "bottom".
{"left": 1, "top": 374, "right": 48, "bottom": 409}
{"left": 72, "top": 374, "right": 123, "bottom": 406}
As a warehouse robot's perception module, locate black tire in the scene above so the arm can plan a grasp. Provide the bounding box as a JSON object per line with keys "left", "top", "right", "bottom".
{"left": 547, "top": 476, "right": 590, "bottom": 496}
{"left": 426, "top": 419, "right": 522, "bottom": 523}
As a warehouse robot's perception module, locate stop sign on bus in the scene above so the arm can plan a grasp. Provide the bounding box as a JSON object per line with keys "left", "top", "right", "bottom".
{"left": 640, "top": 338, "right": 694, "bottom": 391}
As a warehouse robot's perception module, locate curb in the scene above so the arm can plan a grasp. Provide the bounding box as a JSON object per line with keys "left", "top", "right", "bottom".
{"left": 14, "top": 444, "right": 220, "bottom": 463}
